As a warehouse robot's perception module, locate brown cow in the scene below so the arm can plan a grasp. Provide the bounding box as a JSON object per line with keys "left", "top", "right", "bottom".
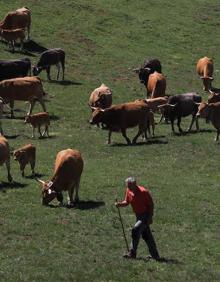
{"left": 37, "top": 149, "right": 84, "bottom": 207}
{"left": 0, "top": 7, "right": 31, "bottom": 40}
{"left": 89, "top": 102, "right": 151, "bottom": 145}
{"left": 13, "top": 144, "right": 36, "bottom": 177}
{"left": 0, "top": 28, "right": 25, "bottom": 52}
{"left": 0, "top": 136, "right": 12, "bottom": 182}
{"left": 197, "top": 102, "right": 220, "bottom": 141}
{"left": 25, "top": 112, "right": 50, "bottom": 138}
{"left": 146, "top": 71, "right": 166, "bottom": 99}
{"left": 88, "top": 83, "right": 112, "bottom": 110}
{"left": 196, "top": 57, "right": 214, "bottom": 92}
{"left": 0, "top": 76, "right": 47, "bottom": 118}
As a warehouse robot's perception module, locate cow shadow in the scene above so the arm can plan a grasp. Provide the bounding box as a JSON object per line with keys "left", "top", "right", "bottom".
{"left": 25, "top": 173, "right": 45, "bottom": 179}
{"left": 49, "top": 114, "right": 60, "bottom": 121}
{"left": 0, "top": 181, "right": 28, "bottom": 191}
{"left": 136, "top": 256, "right": 182, "bottom": 265}
{"left": 4, "top": 134, "right": 20, "bottom": 139}
{"left": 23, "top": 40, "right": 47, "bottom": 54}
{"left": 111, "top": 139, "right": 168, "bottom": 147}
{"left": 47, "top": 200, "right": 105, "bottom": 210}
{"left": 46, "top": 79, "right": 83, "bottom": 86}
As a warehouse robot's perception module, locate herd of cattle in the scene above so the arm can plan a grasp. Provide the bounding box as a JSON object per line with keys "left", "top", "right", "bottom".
{"left": 0, "top": 7, "right": 220, "bottom": 207}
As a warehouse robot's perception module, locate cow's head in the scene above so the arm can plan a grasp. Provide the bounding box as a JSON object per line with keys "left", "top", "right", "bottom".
{"left": 89, "top": 107, "right": 105, "bottom": 124}
{"left": 196, "top": 102, "right": 209, "bottom": 118}
{"left": 200, "top": 76, "right": 213, "bottom": 91}
{"left": 158, "top": 104, "right": 176, "bottom": 119}
{"left": 32, "top": 66, "right": 42, "bottom": 76}
{"left": 13, "top": 149, "right": 25, "bottom": 162}
{"left": 37, "top": 179, "right": 57, "bottom": 205}
{"left": 133, "top": 67, "right": 151, "bottom": 84}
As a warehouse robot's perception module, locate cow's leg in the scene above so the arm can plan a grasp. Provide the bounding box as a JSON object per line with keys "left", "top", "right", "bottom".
{"left": 32, "top": 126, "right": 35, "bottom": 139}
{"left": 20, "top": 39, "right": 24, "bottom": 52}
{"left": 56, "top": 192, "right": 64, "bottom": 206}
{"left": 20, "top": 163, "right": 25, "bottom": 177}
{"left": 56, "top": 63, "right": 60, "bottom": 80}
{"left": 74, "top": 178, "right": 80, "bottom": 203}
{"left": 171, "top": 119, "right": 175, "bottom": 133}
{"left": 5, "top": 158, "right": 12, "bottom": 182}
{"left": 195, "top": 116, "right": 199, "bottom": 131}
{"left": 46, "top": 66, "right": 51, "bottom": 80}
{"left": 107, "top": 130, "right": 112, "bottom": 144}
{"left": 38, "top": 126, "right": 42, "bottom": 138}
{"left": 38, "top": 98, "right": 46, "bottom": 112}
{"left": 132, "top": 126, "right": 144, "bottom": 144}
{"left": 9, "top": 100, "right": 14, "bottom": 119}
{"left": 0, "top": 120, "right": 3, "bottom": 135}
{"left": 67, "top": 187, "right": 75, "bottom": 207}
{"left": 30, "top": 158, "right": 35, "bottom": 176}
{"left": 27, "top": 100, "right": 36, "bottom": 116}
{"left": 121, "top": 128, "right": 131, "bottom": 145}
{"left": 61, "top": 59, "right": 65, "bottom": 80}
{"left": 187, "top": 114, "right": 196, "bottom": 132}
{"left": 215, "top": 131, "right": 219, "bottom": 141}
{"left": 177, "top": 117, "right": 183, "bottom": 133}
{"left": 42, "top": 125, "right": 49, "bottom": 137}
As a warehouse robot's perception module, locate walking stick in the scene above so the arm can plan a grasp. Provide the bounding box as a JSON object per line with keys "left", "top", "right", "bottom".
{"left": 115, "top": 198, "right": 129, "bottom": 253}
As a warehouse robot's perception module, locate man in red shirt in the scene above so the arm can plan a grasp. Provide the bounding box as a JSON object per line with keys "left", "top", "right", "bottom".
{"left": 115, "top": 177, "right": 160, "bottom": 260}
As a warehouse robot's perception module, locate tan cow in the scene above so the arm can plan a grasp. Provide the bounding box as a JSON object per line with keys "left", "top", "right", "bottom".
{"left": 0, "top": 28, "right": 25, "bottom": 52}
{"left": 197, "top": 102, "right": 220, "bottom": 141}
{"left": 25, "top": 112, "right": 50, "bottom": 138}
{"left": 0, "top": 136, "right": 12, "bottom": 182}
{"left": 13, "top": 144, "right": 36, "bottom": 177}
{"left": 37, "top": 149, "right": 84, "bottom": 207}
{"left": 0, "top": 7, "right": 31, "bottom": 40}
{"left": 89, "top": 83, "right": 112, "bottom": 110}
{"left": 0, "top": 76, "right": 47, "bottom": 118}
{"left": 196, "top": 57, "right": 214, "bottom": 92}
{"left": 146, "top": 71, "right": 166, "bottom": 99}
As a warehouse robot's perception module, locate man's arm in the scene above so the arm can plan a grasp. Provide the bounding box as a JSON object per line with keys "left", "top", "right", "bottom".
{"left": 115, "top": 200, "right": 129, "bottom": 208}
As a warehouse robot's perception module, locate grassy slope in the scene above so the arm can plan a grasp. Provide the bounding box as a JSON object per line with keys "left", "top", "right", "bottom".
{"left": 0, "top": 0, "right": 220, "bottom": 281}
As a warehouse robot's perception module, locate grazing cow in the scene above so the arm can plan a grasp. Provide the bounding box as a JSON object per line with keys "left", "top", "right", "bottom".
{"left": 89, "top": 83, "right": 112, "bottom": 110}
{"left": 0, "top": 136, "right": 12, "bottom": 182}
{"left": 196, "top": 57, "right": 214, "bottom": 92}
{"left": 0, "top": 58, "right": 31, "bottom": 81}
{"left": 0, "top": 28, "right": 25, "bottom": 52}
{"left": 158, "top": 93, "right": 201, "bottom": 133}
{"left": 146, "top": 71, "right": 166, "bottom": 99}
{"left": 0, "top": 76, "right": 47, "bottom": 118}
{"left": 197, "top": 102, "right": 220, "bottom": 141}
{"left": 0, "top": 7, "right": 31, "bottom": 40}
{"left": 37, "top": 149, "right": 84, "bottom": 207}
{"left": 90, "top": 102, "right": 151, "bottom": 145}
{"left": 133, "top": 58, "right": 162, "bottom": 85}
{"left": 13, "top": 144, "right": 36, "bottom": 177}
{"left": 33, "top": 48, "right": 65, "bottom": 81}
{"left": 25, "top": 112, "right": 50, "bottom": 138}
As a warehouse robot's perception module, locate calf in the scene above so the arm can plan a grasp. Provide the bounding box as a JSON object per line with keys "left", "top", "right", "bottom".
{"left": 196, "top": 56, "right": 214, "bottom": 92}
{"left": 33, "top": 48, "right": 65, "bottom": 81}
{"left": 90, "top": 102, "right": 151, "bottom": 145}
{"left": 13, "top": 144, "right": 36, "bottom": 177}
{"left": 0, "top": 58, "right": 31, "bottom": 81}
{"left": 158, "top": 93, "right": 201, "bottom": 133}
{"left": 25, "top": 112, "right": 50, "bottom": 138}
{"left": 0, "top": 28, "right": 25, "bottom": 52}
{"left": 197, "top": 102, "right": 220, "bottom": 141}
{"left": 37, "top": 149, "right": 84, "bottom": 207}
{"left": 0, "top": 136, "right": 12, "bottom": 182}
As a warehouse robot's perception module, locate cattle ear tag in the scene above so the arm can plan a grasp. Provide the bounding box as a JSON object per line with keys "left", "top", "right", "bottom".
{"left": 48, "top": 189, "right": 52, "bottom": 194}
{"left": 47, "top": 181, "right": 53, "bottom": 188}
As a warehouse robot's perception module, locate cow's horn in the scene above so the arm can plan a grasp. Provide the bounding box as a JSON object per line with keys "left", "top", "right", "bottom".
{"left": 36, "top": 178, "right": 46, "bottom": 185}
{"left": 143, "top": 67, "right": 151, "bottom": 71}
{"left": 90, "top": 106, "right": 97, "bottom": 110}
{"left": 195, "top": 102, "right": 201, "bottom": 106}
{"left": 157, "top": 104, "right": 166, "bottom": 108}
{"left": 132, "top": 68, "right": 140, "bottom": 73}
{"left": 169, "top": 103, "right": 177, "bottom": 107}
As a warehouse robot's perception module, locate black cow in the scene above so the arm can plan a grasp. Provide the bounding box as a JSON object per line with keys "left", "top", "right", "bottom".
{"left": 0, "top": 58, "right": 31, "bottom": 81}
{"left": 158, "top": 92, "right": 202, "bottom": 133}
{"left": 33, "top": 48, "right": 65, "bottom": 81}
{"left": 133, "top": 58, "right": 162, "bottom": 84}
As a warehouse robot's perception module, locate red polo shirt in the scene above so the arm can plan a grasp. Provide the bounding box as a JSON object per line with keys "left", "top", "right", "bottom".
{"left": 125, "top": 185, "right": 154, "bottom": 215}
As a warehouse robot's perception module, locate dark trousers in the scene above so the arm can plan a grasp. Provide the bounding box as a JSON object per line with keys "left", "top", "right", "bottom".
{"left": 130, "top": 213, "right": 159, "bottom": 258}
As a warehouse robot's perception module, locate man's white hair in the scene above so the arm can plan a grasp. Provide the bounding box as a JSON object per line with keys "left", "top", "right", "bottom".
{"left": 125, "top": 177, "right": 136, "bottom": 185}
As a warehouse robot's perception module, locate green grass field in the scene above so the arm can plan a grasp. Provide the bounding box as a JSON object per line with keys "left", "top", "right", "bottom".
{"left": 0, "top": 1, "right": 220, "bottom": 281}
